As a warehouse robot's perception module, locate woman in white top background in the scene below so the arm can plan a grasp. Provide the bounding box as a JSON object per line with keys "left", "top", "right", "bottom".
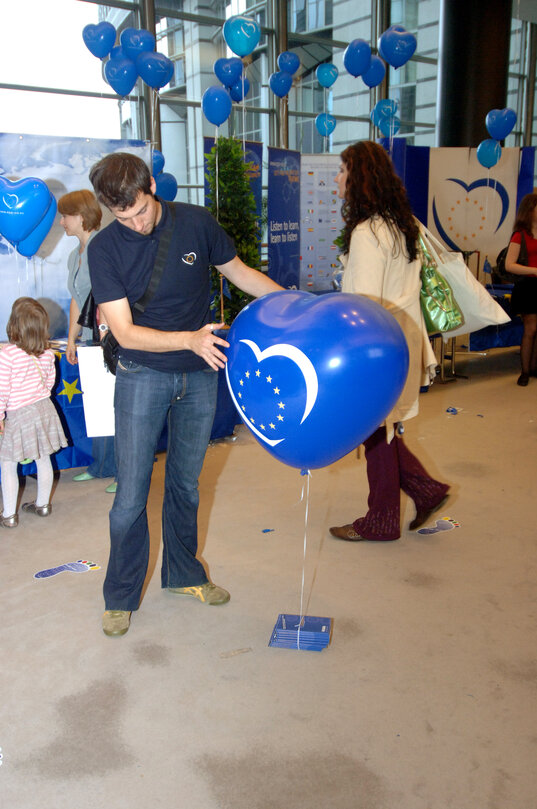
{"left": 329, "top": 141, "right": 449, "bottom": 542}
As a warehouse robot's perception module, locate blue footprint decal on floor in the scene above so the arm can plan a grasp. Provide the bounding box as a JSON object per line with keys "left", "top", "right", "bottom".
{"left": 34, "top": 560, "right": 101, "bottom": 579}
{"left": 417, "top": 517, "right": 460, "bottom": 535}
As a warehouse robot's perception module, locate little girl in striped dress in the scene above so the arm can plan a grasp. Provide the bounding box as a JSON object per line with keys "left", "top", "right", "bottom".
{"left": 0, "top": 298, "right": 67, "bottom": 528}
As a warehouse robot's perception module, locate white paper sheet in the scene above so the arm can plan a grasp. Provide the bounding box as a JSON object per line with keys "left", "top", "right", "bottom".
{"left": 76, "top": 345, "right": 115, "bottom": 437}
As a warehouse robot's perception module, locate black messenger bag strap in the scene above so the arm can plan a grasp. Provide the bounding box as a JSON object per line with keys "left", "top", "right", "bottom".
{"left": 132, "top": 201, "right": 176, "bottom": 317}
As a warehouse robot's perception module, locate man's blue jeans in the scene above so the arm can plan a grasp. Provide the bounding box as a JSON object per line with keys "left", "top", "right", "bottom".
{"left": 103, "top": 357, "right": 218, "bottom": 611}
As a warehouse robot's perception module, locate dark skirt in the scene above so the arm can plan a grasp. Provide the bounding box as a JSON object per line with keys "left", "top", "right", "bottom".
{"left": 0, "top": 397, "right": 68, "bottom": 463}
{"left": 510, "top": 276, "right": 537, "bottom": 316}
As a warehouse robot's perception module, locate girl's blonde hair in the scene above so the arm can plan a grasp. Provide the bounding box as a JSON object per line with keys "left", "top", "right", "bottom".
{"left": 6, "top": 297, "right": 50, "bottom": 356}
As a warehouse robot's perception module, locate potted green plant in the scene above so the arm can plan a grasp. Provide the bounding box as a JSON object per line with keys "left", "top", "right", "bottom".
{"left": 205, "top": 135, "right": 262, "bottom": 323}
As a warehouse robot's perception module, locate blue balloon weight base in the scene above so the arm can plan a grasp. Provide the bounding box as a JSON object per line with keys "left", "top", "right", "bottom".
{"left": 268, "top": 614, "right": 332, "bottom": 652}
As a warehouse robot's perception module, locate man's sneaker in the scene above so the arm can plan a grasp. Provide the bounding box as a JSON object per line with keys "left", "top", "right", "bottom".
{"left": 168, "top": 582, "right": 230, "bottom": 605}
{"left": 102, "top": 610, "right": 131, "bottom": 636}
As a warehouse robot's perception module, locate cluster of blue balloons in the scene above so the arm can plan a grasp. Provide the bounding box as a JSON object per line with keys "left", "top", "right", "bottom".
{"left": 151, "top": 150, "right": 178, "bottom": 202}
{"left": 477, "top": 108, "right": 517, "bottom": 169}
{"left": 370, "top": 99, "right": 400, "bottom": 137}
{"left": 83, "top": 22, "right": 174, "bottom": 97}
{"left": 202, "top": 15, "right": 261, "bottom": 126}
{"left": 343, "top": 25, "right": 416, "bottom": 88}
{"left": 0, "top": 176, "right": 57, "bottom": 259}
{"left": 269, "top": 51, "right": 300, "bottom": 99}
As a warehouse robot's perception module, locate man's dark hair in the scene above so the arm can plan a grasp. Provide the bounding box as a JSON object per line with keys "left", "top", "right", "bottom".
{"left": 89, "top": 152, "right": 153, "bottom": 210}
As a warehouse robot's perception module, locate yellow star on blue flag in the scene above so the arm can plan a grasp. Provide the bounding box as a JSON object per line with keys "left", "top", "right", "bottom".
{"left": 57, "top": 377, "right": 82, "bottom": 404}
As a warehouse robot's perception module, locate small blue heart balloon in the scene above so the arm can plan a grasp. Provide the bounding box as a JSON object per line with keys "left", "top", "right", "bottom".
{"left": 378, "top": 115, "right": 400, "bottom": 137}
{"left": 82, "top": 22, "right": 116, "bottom": 59}
{"left": 476, "top": 138, "right": 502, "bottom": 169}
{"left": 119, "top": 27, "right": 156, "bottom": 61}
{"left": 229, "top": 76, "right": 250, "bottom": 102}
{"left": 202, "top": 85, "right": 232, "bottom": 126}
{"left": 362, "top": 55, "right": 386, "bottom": 88}
{"left": 152, "top": 149, "right": 165, "bottom": 176}
{"left": 316, "top": 63, "right": 338, "bottom": 88}
{"left": 0, "top": 176, "right": 52, "bottom": 244}
{"left": 277, "top": 51, "right": 300, "bottom": 75}
{"left": 17, "top": 195, "right": 57, "bottom": 258}
{"left": 485, "top": 108, "right": 517, "bottom": 141}
{"left": 214, "top": 57, "right": 243, "bottom": 88}
{"left": 269, "top": 71, "right": 293, "bottom": 98}
{"left": 343, "top": 39, "right": 371, "bottom": 78}
{"left": 225, "top": 291, "right": 409, "bottom": 470}
{"left": 378, "top": 26, "right": 417, "bottom": 68}
{"left": 136, "top": 52, "right": 174, "bottom": 89}
{"left": 315, "top": 113, "right": 337, "bottom": 137}
{"left": 104, "top": 56, "right": 138, "bottom": 96}
{"left": 223, "top": 15, "right": 261, "bottom": 57}
{"left": 155, "top": 172, "right": 178, "bottom": 201}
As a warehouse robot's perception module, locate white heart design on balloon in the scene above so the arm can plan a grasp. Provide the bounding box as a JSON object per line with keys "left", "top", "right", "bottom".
{"left": 226, "top": 339, "right": 318, "bottom": 447}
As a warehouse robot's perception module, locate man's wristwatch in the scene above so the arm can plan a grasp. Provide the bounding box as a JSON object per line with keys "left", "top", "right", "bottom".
{"left": 98, "top": 323, "right": 109, "bottom": 333}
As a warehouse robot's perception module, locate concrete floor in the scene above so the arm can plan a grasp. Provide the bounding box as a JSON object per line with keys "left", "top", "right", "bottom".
{"left": 1, "top": 345, "right": 536, "bottom": 809}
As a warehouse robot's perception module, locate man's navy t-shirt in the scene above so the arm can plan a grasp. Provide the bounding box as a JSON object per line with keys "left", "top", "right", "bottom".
{"left": 88, "top": 199, "right": 236, "bottom": 373}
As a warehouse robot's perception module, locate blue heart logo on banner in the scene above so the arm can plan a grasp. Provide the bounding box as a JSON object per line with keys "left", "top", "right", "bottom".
{"left": 0, "top": 176, "right": 52, "bottom": 244}
{"left": 225, "top": 291, "right": 409, "bottom": 470}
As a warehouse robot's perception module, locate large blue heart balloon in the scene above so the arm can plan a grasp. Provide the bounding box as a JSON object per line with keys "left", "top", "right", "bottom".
{"left": 476, "top": 138, "right": 502, "bottom": 169}
{"left": 316, "top": 63, "right": 338, "bottom": 88}
{"left": 202, "top": 86, "right": 232, "bottom": 126}
{"left": 104, "top": 56, "right": 138, "bottom": 96}
{"left": 277, "top": 51, "right": 300, "bottom": 76}
{"left": 119, "top": 27, "right": 156, "bottom": 61}
{"left": 378, "top": 26, "right": 417, "bottom": 68}
{"left": 343, "top": 39, "right": 371, "bottom": 78}
{"left": 155, "top": 172, "right": 177, "bottom": 201}
{"left": 362, "top": 55, "right": 386, "bottom": 88}
{"left": 136, "top": 52, "right": 174, "bottom": 89}
{"left": 225, "top": 291, "right": 409, "bottom": 470}
{"left": 0, "top": 176, "right": 51, "bottom": 244}
{"left": 485, "top": 108, "right": 517, "bottom": 141}
{"left": 269, "top": 70, "right": 293, "bottom": 98}
{"left": 315, "top": 113, "right": 336, "bottom": 137}
{"left": 229, "top": 76, "right": 250, "bottom": 102}
{"left": 214, "top": 57, "right": 243, "bottom": 88}
{"left": 82, "top": 22, "right": 116, "bottom": 59}
{"left": 17, "top": 195, "right": 57, "bottom": 258}
{"left": 223, "top": 15, "right": 261, "bottom": 57}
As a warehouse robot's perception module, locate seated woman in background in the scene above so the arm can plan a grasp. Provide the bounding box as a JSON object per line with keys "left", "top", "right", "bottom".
{"left": 505, "top": 192, "right": 537, "bottom": 387}
{"left": 58, "top": 189, "right": 117, "bottom": 492}
{"left": 329, "top": 141, "right": 449, "bottom": 542}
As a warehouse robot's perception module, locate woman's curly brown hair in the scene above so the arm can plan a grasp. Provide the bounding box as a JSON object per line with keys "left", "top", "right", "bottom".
{"left": 339, "top": 141, "right": 419, "bottom": 262}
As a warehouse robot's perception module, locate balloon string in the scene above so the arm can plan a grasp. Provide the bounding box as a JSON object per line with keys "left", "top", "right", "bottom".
{"left": 296, "top": 470, "right": 311, "bottom": 650}
{"left": 242, "top": 70, "right": 246, "bottom": 157}
{"left": 215, "top": 126, "right": 219, "bottom": 223}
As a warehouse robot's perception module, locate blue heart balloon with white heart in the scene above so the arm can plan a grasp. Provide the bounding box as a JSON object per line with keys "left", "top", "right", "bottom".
{"left": 225, "top": 291, "right": 409, "bottom": 470}
{"left": 0, "top": 176, "right": 52, "bottom": 245}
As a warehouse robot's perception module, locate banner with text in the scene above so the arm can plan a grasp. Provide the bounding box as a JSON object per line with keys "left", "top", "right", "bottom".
{"left": 267, "top": 147, "right": 301, "bottom": 289}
